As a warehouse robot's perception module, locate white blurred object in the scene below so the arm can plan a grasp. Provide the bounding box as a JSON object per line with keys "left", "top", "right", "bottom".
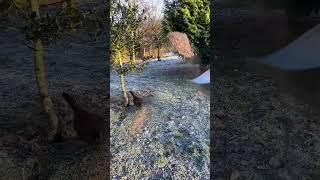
{"left": 246, "top": 24, "right": 320, "bottom": 111}
{"left": 191, "top": 69, "right": 210, "bottom": 84}
{"left": 261, "top": 24, "right": 320, "bottom": 70}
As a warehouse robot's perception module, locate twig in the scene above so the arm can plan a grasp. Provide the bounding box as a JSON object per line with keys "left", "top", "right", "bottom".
{"left": 22, "top": 41, "right": 36, "bottom": 50}
{"left": 0, "top": 25, "right": 20, "bottom": 32}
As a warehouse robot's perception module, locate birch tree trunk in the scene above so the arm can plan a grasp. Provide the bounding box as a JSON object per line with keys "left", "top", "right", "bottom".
{"left": 31, "top": 0, "right": 60, "bottom": 142}
{"left": 143, "top": 47, "right": 145, "bottom": 58}
{"left": 132, "top": 50, "right": 135, "bottom": 63}
{"left": 118, "top": 51, "right": 129, "bottom": 106}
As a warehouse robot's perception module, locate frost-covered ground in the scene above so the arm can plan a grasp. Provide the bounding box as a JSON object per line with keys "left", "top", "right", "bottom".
{"left": 110, "top": 57, "right": 210, "bottom": 179}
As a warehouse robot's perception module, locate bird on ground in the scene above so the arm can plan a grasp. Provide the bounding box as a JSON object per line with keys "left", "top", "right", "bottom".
{"left": 62, "top": 92, "right": 106, "bottom": 145}
{"left": 246, "top": 24, "right": 320, "bottom": 111}
{"left": 129, "top": 91, "right": 143, "bottom": 108}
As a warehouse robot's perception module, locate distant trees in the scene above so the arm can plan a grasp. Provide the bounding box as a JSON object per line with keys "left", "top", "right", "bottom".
{"left": 163, "top": 0, "right": 210, "bottom": 65}
{"left": 142, "top": 4, "right": 166, "bottom": 61}
{"left": 123, "top": 0, "right": 145, "bottom": 64}
{"left": 167, "top": 31, "right": 194, "bottom": 59}
{"left": 152, "top": 20, "right": 166, "bottom": 61}
{"left": 142, "top": 17, "right": 155, "bottom": 57}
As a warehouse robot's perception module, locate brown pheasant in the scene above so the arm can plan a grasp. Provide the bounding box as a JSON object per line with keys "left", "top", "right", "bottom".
{"left": 129, "top": 91, "right": 143, "bottom": 108}
{"left": 62, "top": 92, "right": 106, "bottom": 145}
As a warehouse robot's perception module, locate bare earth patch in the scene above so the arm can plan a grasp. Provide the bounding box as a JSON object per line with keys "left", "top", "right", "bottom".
{"left": 131, "top": 107, "right": 151, "bottom": 135}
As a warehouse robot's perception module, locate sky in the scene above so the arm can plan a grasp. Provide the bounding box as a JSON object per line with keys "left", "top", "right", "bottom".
{"left": 140, "top": 0, "right": 165, "bottom": 17}
{"left": 118, "top": 0, "right": 165, "bottom": 17}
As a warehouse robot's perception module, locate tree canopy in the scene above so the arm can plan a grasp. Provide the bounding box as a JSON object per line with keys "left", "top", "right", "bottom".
{"left": 163, "top": 0, "right": 210, "bottom": 65}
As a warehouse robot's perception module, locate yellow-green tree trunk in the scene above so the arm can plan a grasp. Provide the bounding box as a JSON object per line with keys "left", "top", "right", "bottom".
{"left": 129, "top": 49, "right": 135, "bottom": 64}
{"left": 31, "top": 0, "right": 59, "bottom": 141}
{"left": 117, "top": 51, "right": 128, "bottom": 106}
{"left": 132, "top": 50, "right": 135, "bottom": 63}
{"left": 143, "top": 47, "right": 145, "bottom": 58}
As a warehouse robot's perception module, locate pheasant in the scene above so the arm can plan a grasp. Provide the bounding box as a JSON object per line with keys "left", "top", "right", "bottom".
{"left": 129, "top": 91, "right": 143, "bottom": 108}
{"left": 62, "top": 92, "right": 106, "bottom": 145}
